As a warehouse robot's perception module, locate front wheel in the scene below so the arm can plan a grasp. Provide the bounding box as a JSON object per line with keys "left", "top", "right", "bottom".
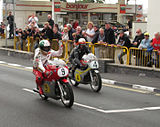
{"left": 90, "top": 72, "right": 102, "bottom": 92}
{"left": 59, "top": 82, "right": 74, "bottom": 108}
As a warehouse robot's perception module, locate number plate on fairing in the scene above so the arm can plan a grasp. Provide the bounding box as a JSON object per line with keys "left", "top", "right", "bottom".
{"left": 57, "top": 67, "right": 69, "bottom": 77}
{"left": 89, "top": 61, "right": 99, "bottom": 69}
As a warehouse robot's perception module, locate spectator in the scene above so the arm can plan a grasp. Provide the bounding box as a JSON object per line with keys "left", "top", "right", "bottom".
{"left": 75, "top": 26, "right": 87, "bottom": 44}
{"left": 127, "top": 19, "right": 132, "bottom": 36}
{"left": 7, "top": 11, "right": 14, "bottom": 39}
{"left": 97, "top": 28, "right": 106, "bottom": 58}
{"left": 0, "top": 24, "right": 5, "bottom": 34}
{"left": 104, "top": 22, "right": 115, "bottom": 46}
{"left": 73, "top": 20, "right": 79, "bottom": 29}
{"left": 132, "top": 29, "right": 144, "bottom": 48}
{"left": 92, "top": 26, "right": 99, "bottom": 44}
{"left": 67, "top": 24, "right": 76, "bottom": 41}
{"left": 117, "top": 30, "right": 131, "bottom": 64}
{"left": 62, "top": 27, "right": 69, "bottom": 41}
{"left": 47, "top": 14, "right": 54, "bottom": 29}
{"left": 41, "top": 22, "right": 53, "bottom": 40}
{"left": 85, "top": 22, "right": 95, "bottom": 42}
{"left": 150, "top": 32, "right": 160, "bottom": 67}
{"left": 139, "top": 33, "right": 151, "bottom": 49}
{"left": 104, "top": 22, "right": 115, "bottom": 59}
{"left": 52, "top": 26, "right": 61, "bottom": 40}
{"left": 28, "top": 13, "right": 38, "bottom": 26}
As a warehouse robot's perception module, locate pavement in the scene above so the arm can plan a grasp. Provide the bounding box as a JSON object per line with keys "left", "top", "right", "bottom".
{"left": 0, "top": 59, "right": 160, "bottom": 127}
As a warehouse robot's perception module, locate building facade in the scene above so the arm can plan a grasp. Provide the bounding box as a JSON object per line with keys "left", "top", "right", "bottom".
{"left": 3, "top": 0, "right": 137, "bottom": 29}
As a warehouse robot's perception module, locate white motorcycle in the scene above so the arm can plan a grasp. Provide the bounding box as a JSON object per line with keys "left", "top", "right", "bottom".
{"left": 69, "top": 53, "right": 102, "bottom": 92}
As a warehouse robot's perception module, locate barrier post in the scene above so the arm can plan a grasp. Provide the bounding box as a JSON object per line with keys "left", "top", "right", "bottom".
{"left": 27, "top": 36, "right": 30, "bottom": 52}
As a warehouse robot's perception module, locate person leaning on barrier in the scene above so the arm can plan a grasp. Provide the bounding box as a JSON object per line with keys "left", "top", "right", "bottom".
{"left": 62, "top": 27, "right": 69, "bottom": 41}
{"left": 91, "top": 26, "right": 99, "bottom": 44}
{"left": 84, "top": 22, "right": 95, "bottom": 43}
{"left": 149, "top": 32, "right": 160, "bottom": 68}
{"left": 132, "top": 29, "right": 144, "bottom": 48}
{"left": 75, "top": 26, "right": 87, "bottom": 44}
{"left": 138, "top": 33, "right": 151, "bottom": 49}
{"left": 138, "top": 33, "right": 152, "bottom": 66}
{"left": 104, "top": 22, "right": 115, "bottom": 47}
{"left": 117, "top": 30, "right": 131, "bottom": 64}
{"left": 104, "top": 22, "right": 116, "bottom": 59}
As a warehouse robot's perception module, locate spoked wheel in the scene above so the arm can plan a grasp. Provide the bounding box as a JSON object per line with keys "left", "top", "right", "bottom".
{"left": 59, "top": 82, "right": 74, "bottom": 108}
{"left": 90, "top": 72, "right": 102, "bottom": 92}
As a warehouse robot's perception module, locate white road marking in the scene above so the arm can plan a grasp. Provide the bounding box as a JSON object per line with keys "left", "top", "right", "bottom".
{"left": 24, "top": 67, "right": 33, "bottom": 70}
{"left": 22, "top": 88, "right": 160, "bottom": 114}
{"left": 0, "top": 61, "right": 6, "bottom": 64}
{"left": 7, "top": 63, "right": 22, "bottom": 67}
{"left": 23, "top": 88, "right": 36, "bottom": 94}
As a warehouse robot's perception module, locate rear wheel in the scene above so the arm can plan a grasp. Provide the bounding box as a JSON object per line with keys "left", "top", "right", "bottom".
{"left": 90, "top": 72, "right": 102, "bottom": 92}
{"left": 59, "top": 82, "right": 74, "bottom": 108}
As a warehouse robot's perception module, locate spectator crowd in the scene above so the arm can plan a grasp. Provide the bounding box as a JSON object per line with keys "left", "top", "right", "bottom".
{"left": 1, "top": 12, "right": 160, "bottom": 68}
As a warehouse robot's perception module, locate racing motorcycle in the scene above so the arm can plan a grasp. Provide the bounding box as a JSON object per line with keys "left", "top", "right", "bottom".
{"left": 33, "top": 58, "right": 74, "bottom": 108}
{"left": 69, "top": 53, "right": 102, "bottom": 92}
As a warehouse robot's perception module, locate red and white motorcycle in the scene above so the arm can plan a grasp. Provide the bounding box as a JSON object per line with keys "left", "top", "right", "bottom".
{"left": 33, "top": 58, "right": 74, "bottom": 108}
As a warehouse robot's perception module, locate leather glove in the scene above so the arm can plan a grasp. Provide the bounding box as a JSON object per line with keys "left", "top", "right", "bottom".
{"left": 44, "top": 70, "right": 53, "bottom": 78}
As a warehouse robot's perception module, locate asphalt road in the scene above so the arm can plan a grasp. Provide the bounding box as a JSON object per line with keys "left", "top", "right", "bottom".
{"left": 0, "top": 58, "right": 160, "bottom": 127}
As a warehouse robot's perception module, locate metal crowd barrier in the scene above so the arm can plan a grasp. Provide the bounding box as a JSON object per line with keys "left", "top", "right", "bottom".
{"left": 93, "top": 43, "right": 129, "bottom": 65}
{"left": 0, "top": 33, "right": 6, "bottom": 39}
{"left": 129, "top": 47, "right": 160, "bottom": 68}
{"left": 13, "top": 37, "right": 160, "bottom": 68}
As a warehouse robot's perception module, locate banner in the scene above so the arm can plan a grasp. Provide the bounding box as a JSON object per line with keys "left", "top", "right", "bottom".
{"left": 54, "top": 2, "right": 61, "bottom": 12}
{"left": 120, "top": 4, "right": 126, "bottom": 14}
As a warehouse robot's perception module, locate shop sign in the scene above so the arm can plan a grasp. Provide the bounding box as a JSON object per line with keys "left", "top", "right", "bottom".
{"left": 120, "top": 4, "right": 126, "bottom": 14}
{"left": 136, "top": 5, "right": 143, "bottom": 22}
{"left": 55, "top": 2, "right": 61, "bottom": 12}
{"left": 66, "top": 3, "right": 88, "bottom": 10}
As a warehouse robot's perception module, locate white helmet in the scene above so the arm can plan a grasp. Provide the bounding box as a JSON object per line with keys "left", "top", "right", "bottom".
{"left": 39, "top": 40, "right": 51, "bottom": 53}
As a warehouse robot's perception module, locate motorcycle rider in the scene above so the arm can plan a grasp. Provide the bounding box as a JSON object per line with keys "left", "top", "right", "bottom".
{"left": 33, "top": 40, "right": 63, "bottom": 95}
{"left": 69, "top": 38, "right": 90, "bottom": 78}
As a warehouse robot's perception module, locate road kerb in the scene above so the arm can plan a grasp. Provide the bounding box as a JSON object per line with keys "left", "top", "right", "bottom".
{"left": 102, "top": 78, "right": 160, "bottom": 94}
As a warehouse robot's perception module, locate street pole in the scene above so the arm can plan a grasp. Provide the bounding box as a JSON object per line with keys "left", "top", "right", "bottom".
{"left": 135, "top": 0, "right": 137, "bottom": 21}
{"left": 5, "top": 1, "right": 8, "bottom": 47}
{"left": 52, "top": 0, "right": 55, "bottom": 22}
{"left": 13, "top": 0, "right": 16, "bottom": 38}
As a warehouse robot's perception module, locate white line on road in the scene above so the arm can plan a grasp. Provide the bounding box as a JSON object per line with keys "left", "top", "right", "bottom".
{"left": 7, "top": 63, "right": 22, "bottom": 67}
{"left": 22, "top": 88, "right": 160, "bottom": 114}
{"left": 24, "top": 67, "right": 33, "bottom": 70}
{"left": 0, "top": 61, "right": 6, "bottom": 64}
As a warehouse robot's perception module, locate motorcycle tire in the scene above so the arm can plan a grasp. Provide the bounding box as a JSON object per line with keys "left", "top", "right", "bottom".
{"left": 90, "top": 73, "right": 102, "bottom": 92}
{"left": 60, "top": 82, "right": 74, "bottom": 108}
{"left": 39, "top": 94, "right": 48, "bottom": 100}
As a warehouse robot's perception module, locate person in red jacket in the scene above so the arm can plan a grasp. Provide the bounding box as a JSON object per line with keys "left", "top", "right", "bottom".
{"left": 151, "top": 32, "right": 160, "bottom": 67}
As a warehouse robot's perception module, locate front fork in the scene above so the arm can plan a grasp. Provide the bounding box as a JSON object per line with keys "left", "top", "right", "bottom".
{"left": 89, "top": 70, "right": 99, "bottom": 83}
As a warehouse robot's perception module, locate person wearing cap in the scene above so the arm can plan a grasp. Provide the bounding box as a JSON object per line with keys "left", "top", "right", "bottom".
{"left": 138, "top": 32, "right": 151, "bottom": 49}
{"left": 117, "top": 30, "right": 131, "bottom": 64}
